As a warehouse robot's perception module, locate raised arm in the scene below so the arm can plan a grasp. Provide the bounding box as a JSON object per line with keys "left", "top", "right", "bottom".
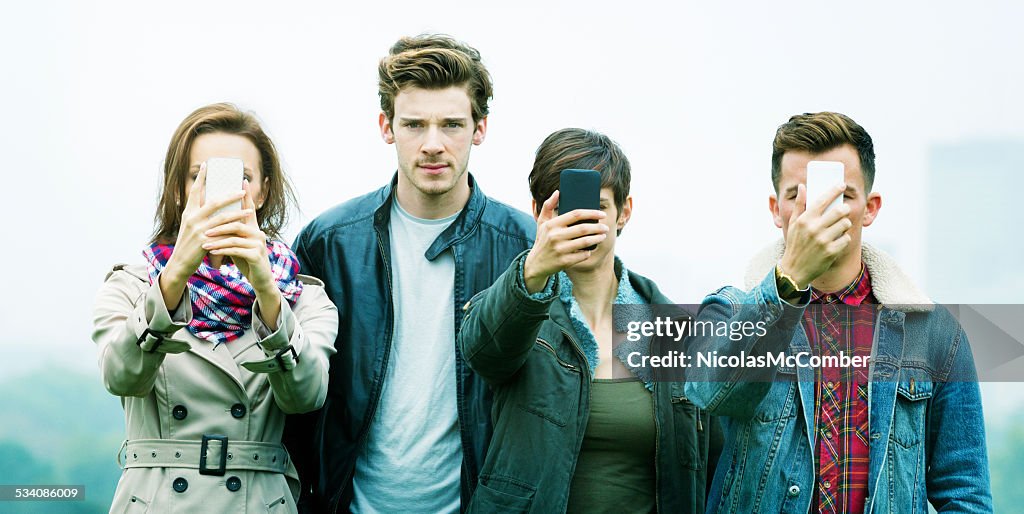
{"left": 242, "top": 280, "right": 338, "bottom": 414}
{"left": 92, "top": 268, "right": 192, "bottom": 397}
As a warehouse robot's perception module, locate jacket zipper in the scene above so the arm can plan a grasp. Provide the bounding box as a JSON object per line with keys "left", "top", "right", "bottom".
{"left": 670, "top": 395, "right": 703, "bottom": 429}
{"left": 462, "top": 289, "right": 487, "bottom": 313}
{"left": 333, "top": 231, "right": 395, "bottom": 514}
{"left": 666, "top": 396, "right": 702, "bottom": 513}
{"left": 654, "top": 388, "right": 662, "bottom": 512}
{"left": 535, "top": 338, "right": 581, "bottom": 372}
{"left": 555, "top": 327, "right": 593, "bottom": 513}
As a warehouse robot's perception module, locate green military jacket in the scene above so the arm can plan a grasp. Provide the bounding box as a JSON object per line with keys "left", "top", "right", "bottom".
{"left": 459, "top": 252, "right": 721, "bottom": 513}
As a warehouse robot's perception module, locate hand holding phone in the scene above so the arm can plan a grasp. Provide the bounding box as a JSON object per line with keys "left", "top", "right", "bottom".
{"left": 158, "top": 161, "right": 248, "bottom": 309}
{"left": 778, "top": 161, "right": 852, "bottom": 288}
{"left": 522, "top": 183, "right": 608, "bottom": 293}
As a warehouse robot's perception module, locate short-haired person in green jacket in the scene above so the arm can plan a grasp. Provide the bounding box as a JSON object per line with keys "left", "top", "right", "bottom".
{"left": 458, "top": 128, "right": 720, "bottom": 513}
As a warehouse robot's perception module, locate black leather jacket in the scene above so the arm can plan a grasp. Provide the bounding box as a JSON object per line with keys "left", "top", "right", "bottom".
{"left": 284, "top": 174, "right": 535, "bottom": 513}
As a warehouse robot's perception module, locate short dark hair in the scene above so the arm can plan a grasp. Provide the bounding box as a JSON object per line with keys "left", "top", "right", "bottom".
{"left": 771, "top": 112, "right": 875, "bottom": 192}
{"left": 378, "top": 34, "right": 493, "bottom": 123}
{"left": 528, "top": 128, "right": 631, "bottom": 223}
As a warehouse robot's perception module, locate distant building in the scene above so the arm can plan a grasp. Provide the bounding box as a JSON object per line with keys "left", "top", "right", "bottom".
{"left": 927, "top": 140, "right": 1024, "bottom": 303}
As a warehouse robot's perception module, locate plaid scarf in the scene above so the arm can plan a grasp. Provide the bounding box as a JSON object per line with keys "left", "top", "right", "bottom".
{"left": 142, "top": 240, "right": 304, "bottom": 345}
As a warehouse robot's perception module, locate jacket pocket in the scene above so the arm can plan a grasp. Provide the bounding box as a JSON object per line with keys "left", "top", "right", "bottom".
{"left": 249, "top": 470, "right": 295, "bottom": 512}
{"left": 515, "top": 339, "right": 582, "bottom": 427}
{"left": 112, "top": 469, "right": 159, "bottom": 514}
{"left": 534, "top": 338, "right": 580, "bottom": 373}
{"left": 119, "top": 494, "right": 150, "bottom": 513}
{"left": 671, "top": 394, "right": 703, "bottom": 470}
{"left": 752, "top": 376, "right": 799, "bottom": 423}
{"left": 892, "top": 368, "right": 933, "bottom": 448}
{"left": 264, "top": 495, "right": 288, "bottom": 511}
{"left": 469, "top": 474, "right": 535, "bottom": 513}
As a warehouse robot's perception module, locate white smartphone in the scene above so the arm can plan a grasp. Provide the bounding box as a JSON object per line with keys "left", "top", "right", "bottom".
{"left": 805, "top": 160, "right": 845, "bottom": 213}
{"left": 204, "top": 157, "right": 244, "bottom": 216}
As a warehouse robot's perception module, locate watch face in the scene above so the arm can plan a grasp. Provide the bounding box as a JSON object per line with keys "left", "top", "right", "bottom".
{"left": 776, "top": 265, "right": 803, "bottom": 292}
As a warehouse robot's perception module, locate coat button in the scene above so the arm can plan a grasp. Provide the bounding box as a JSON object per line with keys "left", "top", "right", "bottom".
{"left": 787, "top": 484, "right": 800, "bottom": 497}
{"left": 172, "top": 477, "right": 188, "bottom": 493}
{"left": 172, "top": 405, "right": 188, "bottom": 420}
{"left": 231, "top": 403, "right": 247, "bottom": 419}
{"left": 226, "top": 476, "right": 241, "bottom": 492}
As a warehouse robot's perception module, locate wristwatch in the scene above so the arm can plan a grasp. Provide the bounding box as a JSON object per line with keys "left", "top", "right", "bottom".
{"left": 775, "top": 264, "right": 810, "bottom": 304}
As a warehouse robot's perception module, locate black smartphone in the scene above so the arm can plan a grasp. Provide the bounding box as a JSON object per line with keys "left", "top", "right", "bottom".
{"left": 558, "top": 169, "right": 602, "bottom": 250}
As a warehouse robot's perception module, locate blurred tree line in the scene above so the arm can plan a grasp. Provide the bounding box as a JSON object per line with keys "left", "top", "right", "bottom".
{"left": 1, "top": 367, "right": 1022, "bottom": 512}
{"left": 0, "top": 367, "right": 122, "bottom": 513}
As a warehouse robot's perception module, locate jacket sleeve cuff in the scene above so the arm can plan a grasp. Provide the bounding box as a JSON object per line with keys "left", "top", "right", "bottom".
{"left": 755, "top": 268, "right": 807, "bottom": 326}
{"left": 515, "top": 254, "right": 558, "bottom": 301}
{"left": 243, "top": 297, "right": 304, "bottom": 374}
{"left": 252, "top": 294, "right": 297, "bottom": 353}
{"left": 130, "top": 274, "right": 193, "bottom": 353}
{"left": 509, "top": 253, "right": 560, "bottom": 315}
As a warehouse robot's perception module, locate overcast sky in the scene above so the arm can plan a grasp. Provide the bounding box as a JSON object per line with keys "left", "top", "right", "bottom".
{"left": 3, "top": 1, "right": 1023, "bottom": 414}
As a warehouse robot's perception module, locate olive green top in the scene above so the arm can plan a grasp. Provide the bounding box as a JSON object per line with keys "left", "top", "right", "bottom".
{"left": 567, "top": 378, "right": 657, "bottom": 514}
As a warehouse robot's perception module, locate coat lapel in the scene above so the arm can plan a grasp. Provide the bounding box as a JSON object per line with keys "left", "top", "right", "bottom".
{"left": 184, "top": 331, "right": 248, "bottom": 396}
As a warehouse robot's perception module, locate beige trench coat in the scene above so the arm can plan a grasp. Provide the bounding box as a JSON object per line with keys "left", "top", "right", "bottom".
{"left": 92, "top": 264, "right": 338, "bottom": 513}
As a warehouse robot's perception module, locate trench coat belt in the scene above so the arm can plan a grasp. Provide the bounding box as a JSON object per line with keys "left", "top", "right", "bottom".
{"left": 123, "top": 438, "right": 290, "bottom": 474}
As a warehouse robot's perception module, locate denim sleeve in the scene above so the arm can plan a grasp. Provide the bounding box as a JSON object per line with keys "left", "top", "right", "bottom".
{"left": 925, "top": 326, "right": 993, "bottom": 512}
{"left": 684, "top": 269, "right": 808, "bottom": 419}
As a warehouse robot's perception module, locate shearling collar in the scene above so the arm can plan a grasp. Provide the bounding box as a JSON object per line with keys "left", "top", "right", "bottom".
{"left": 743, "top": 239, "right": 933, "bottom": 312}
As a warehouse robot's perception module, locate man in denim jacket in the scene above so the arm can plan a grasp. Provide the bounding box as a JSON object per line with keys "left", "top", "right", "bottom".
{"left": 685, "top": 112, "right": 992, "bottom": 513}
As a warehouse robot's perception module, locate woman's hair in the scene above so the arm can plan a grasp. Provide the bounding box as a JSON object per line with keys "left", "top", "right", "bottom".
{"left": 528, "top": 128, "right": 631, "bottom": 216}
{"left": 151, "top": 103, "right": 296, "bottom": 244}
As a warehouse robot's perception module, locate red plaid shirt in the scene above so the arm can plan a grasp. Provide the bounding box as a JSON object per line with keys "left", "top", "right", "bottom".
{"left": 802, "top": 264, "right": 876, "bottom": 514}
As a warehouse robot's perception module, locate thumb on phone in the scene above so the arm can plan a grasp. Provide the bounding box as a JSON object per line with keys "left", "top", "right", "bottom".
{"left": 538, "top": 190, "right": 559, "bottom": 225}
{"left": 791, "top": 183, "right": 807, "bottom": 222}
{"left": 185, "top": 163, "right": 207, "bottom": 213}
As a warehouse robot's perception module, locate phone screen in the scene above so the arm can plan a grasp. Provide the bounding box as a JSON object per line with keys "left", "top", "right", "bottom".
{"left": 559, "top": 169, "right": 602, "bottom": 250}
{"left": 805, "top": 160, "right": 845, "bottom": 213}
{"left": 559, "top": 169, "right": 601, "bottom": 217}
{"left": 205, "top": 157, "right": 244, "bottom": 216}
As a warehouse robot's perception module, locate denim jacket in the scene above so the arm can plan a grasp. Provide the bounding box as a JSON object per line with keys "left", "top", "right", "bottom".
{"left": 684, "top": 241, "right": 992, "bottom": 513}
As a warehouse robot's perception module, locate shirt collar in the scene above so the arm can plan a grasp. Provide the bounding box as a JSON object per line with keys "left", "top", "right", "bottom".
{"left": 811, "top": 262, "right": 873, "bottom": 306}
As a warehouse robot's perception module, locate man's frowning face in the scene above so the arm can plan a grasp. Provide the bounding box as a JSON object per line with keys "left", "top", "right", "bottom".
{"left": 380, "top": 85, "right": 486, "bottom": 201}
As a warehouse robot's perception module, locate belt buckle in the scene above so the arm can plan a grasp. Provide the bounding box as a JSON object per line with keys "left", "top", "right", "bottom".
{"left": 199, "top": 434, "right": 228, "bottom": 476}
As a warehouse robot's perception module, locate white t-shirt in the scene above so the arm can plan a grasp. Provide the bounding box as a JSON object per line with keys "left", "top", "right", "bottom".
{"left": 350, "top": 200, "right": 462, "bottom": 514}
